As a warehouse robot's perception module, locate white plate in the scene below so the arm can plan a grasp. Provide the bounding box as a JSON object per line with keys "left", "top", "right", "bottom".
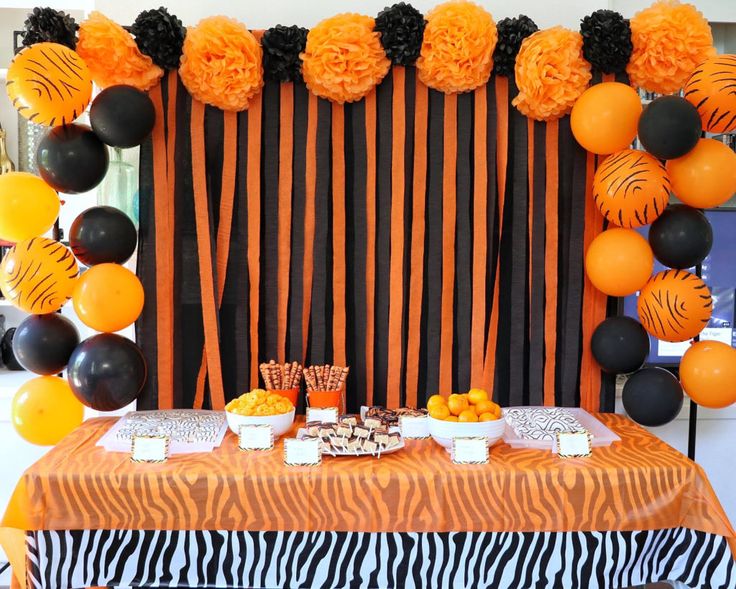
{"left": 296, "top": 426, "right": 405, "bottom": 457}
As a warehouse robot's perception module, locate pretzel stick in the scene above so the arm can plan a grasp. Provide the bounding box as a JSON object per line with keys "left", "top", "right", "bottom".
{"left": 336, "top": 367, "right": 349, "bottom": 392}
{"left": 315, "top": 366, "right": 324, "bottom": 390}
{"left": 303, "top": 368, "right": 315, "bottom": 391}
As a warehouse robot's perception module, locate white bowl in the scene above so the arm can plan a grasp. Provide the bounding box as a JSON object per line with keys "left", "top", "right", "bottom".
{"left": 428, "top": 415, "right": 506, "bottom": 452}
{"left": 225, "top": 409, "right": 296, "bottom": 438}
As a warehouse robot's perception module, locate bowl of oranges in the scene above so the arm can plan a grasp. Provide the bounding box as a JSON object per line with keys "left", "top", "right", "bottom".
{"left": 426, "top": 389, "right": 505, "bottom": 451}
{"left": 225, "top": 389, "right": 296, "bottom": 438}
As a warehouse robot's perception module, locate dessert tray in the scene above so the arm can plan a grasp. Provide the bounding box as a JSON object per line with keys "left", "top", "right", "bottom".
{"left": 297, "top": 419, "right": 404, "bottom": 457}
{"left": 97, "top": 409, "right": 228, "bottom": 454}
{"left": 502, "top": 407, "right": 620, "bottom": 450}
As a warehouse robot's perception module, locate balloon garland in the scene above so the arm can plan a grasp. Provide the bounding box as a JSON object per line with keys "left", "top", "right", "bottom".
{"left": 569, "top": 8, "right": 736, "bottom": 424}
{"left": 2, "top": 13, "right": 156, "bottom": 445}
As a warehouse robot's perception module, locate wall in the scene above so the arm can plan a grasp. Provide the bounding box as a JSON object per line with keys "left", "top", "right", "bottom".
{"left": 94, "top": 0, "right": 736, "bottom": 29}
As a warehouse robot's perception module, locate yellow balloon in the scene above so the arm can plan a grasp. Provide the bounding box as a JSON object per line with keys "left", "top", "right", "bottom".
{"left": 0, "top": 172, "right": 59, "bottom": 243}
{"left": 12, "top": 376, "right": 84, "bottom": 445}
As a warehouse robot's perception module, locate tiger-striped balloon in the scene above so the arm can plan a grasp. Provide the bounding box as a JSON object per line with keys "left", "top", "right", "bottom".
{"left": 593, "top": 149, "right": 671, "bottom": 229}
{"left": 637, "top": 269, "right": 712, "bottom": 343}
{"left": 0, "top": 237, "right": 79, "bottom": 314}
{"left": 6, "top": 42, "right": 92, "bottom": 127}
{"left": 684, "top": 54, "right": 736, "bottom": 134}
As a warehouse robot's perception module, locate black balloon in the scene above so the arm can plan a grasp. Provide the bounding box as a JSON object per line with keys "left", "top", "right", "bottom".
{"left": 70, "top": 206, "right": 138, "bottom": 266}
{"left": 90, "top": 85, "right": 156, "bottom": 148}
{"left": 1, "top": 329, "right": 24, "bottom": 371}
{"left": 648, "top": 204, "right": 713, "bottom": 269}
{"left": 591, "top": 316, "right": 650, "bottom": 374}
{"left": 622, "top": 367, "right": 683, "bottom": 427}
{"left": 67, "top": 334, "right": 147, "bottom": 411}
{"left": 36, "top": 124, "right": 109, "bottom": 194}
{"left": 638, "top": 96, "right": 702, "bottom": 160}
{"left": 12, "top": 313, "right": 80, "bottom": 375}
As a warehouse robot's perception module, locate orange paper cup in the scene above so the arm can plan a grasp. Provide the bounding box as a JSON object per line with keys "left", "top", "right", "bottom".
{"left": 268, "top": 388, "right": 299, "bottom": 406}
{"left": 308, "top": 390, "right": 342, "bottom": 409}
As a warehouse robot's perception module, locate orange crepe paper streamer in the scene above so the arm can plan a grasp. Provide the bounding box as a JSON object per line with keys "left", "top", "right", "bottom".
{"left": 482, "top": 75, "right": 509, "bottom": 394}
{"left": 470, "top": 83, "right": 488, "bottom": 388}
{"left": 190, "top": 100, "right": 226, "bottom": 410}
{"left": 439, "top": 93, "right": 457, "bottom": 393}
{"left": 301, "top": 94, "right": 318, "bottom": 364}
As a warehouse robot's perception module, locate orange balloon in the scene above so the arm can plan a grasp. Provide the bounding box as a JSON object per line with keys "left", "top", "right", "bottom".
{"left": 585, "top": 228, "right": 653, "bottom": 296}
{"left": 680, "top": 340, "right": 736, "bottom": 409}
{"left": 637, "top": 269, "right": 712, "bottom": 342}
{"left": 0, "top": 237, "right": 78, "bottom": 313}
{"left": 12, "top": 376, "right": 84, "bottom": 445}
{"left": 666, "top": 139, "right": 736, "bottom": 209}
{"left": 571, "top": 82, "right": 643, "bottom": 155}
{"left": 593, "top": 149, "right": 670, "bottom": 228}
{"left": 684, "top": 55, "right": 736, "bottom": 134}
{"left": 73, "top": 263, "right": 144, "bottom": 332}
{"left": 0, "top": 172, "right": 60, "bottom": 243}
{"left": 6, "top": 43, "right": 92, "bottom": 127}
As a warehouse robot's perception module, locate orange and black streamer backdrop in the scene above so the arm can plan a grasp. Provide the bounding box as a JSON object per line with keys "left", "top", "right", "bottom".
{"left": 137, "top": 69, "right": 617, "bottom": 412}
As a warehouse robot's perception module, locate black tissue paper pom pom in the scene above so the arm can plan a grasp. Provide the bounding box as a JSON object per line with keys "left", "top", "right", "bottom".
{"left": 130, "top": 7, "right": 186, "bottom": 70}
{"left": 374, "top": 3, "right": 426, "bottom": 66}
{"left": 22, "top": 7, "right": 78, "bottom": 50}
{"left": 262, "top": 25, "right": 309, "bottom": 83}
{"left": 493, "top": 15, "right": 538, "bottom": 77}
{"left": 580, "top": 9, "right": 633, "bottom": 74}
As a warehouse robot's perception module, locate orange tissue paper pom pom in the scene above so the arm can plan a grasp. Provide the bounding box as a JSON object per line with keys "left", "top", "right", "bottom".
{"left": 76, "top": 11, "right": 163, "bottom": 91}
{"left": 627, "top": 0, "right": 715, "bottom": 95}
{"left": 301, "top": 14, "right": 390, "bottom": 104}
{"left": 513, "top": 27, "right": 591, "bottom": 121}
{"left": 416, "top": 0, "right": 497, "bottom": 94}
{"left": 179, "top": 16, "right": 264, "bottom": 112}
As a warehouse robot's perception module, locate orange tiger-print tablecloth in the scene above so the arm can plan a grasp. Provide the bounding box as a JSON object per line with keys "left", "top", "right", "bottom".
{"left": 1, "top": 413, "right": 734, "bottom": 586}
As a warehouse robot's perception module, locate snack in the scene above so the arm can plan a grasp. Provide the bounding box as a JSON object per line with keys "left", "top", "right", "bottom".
{"left": 303, "top": 364, "right": 349, "bottom": 392}
{"left": 303, "top": 417, "right": 403, "bottom": 457}
{"left": 259, "top": 360, "right": 303, "bottom": 390}
{"left": 426, "top": 389, "right": 502, "bottom": 422}
{"left": 364, "top": 406, "right": 428, "bottom": 426}
{"left": 225, "top": 389, "right": 294, "bottom": 416}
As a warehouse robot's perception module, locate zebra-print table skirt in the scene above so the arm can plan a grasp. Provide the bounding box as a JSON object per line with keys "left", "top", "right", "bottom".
{"left": 26, "top": 528, "right": 734, "bottom": 589}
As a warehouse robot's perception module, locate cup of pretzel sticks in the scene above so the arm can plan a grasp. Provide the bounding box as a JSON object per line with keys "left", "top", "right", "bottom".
{"left": 303, "top": 364, "right": 349, "bottom": 412}
{"left": 260, "top": 360, "right": 303, "bottom": 406}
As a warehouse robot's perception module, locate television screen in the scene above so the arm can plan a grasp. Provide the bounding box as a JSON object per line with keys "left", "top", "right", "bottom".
{"left": 622, "top": 209, "right": 736, "bottom": 365}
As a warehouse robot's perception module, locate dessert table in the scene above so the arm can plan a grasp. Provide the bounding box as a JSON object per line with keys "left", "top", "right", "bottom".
{"left": 1, "top": 413, "right": 734, "bottom": 589}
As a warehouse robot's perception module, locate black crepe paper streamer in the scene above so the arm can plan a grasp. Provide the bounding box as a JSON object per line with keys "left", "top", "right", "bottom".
{"left": 493, "top": 15, "right": 538, "bottom": 77}
{"left": 130, "top": 7, "right": 186, "bottom": 70}
{"left": 262, "top": 25, "right": 308, "bottom": 83}
{"left": 22, "top": 7, "right": 78, "bottom": 50}
{"left": 580, "top": 9, "right": 633, "bottom": 74}
{"left": 374, "top": 3, "right": 426, "bottom": 67}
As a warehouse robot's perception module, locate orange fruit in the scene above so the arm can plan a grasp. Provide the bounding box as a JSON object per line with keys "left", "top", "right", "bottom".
{"left": 444, "top": 415, "right": 459, "bottom": 422}
{"left": 448, "top": 395, "right": 469, "bottom": 416}
{"left": 429, "top": 404, "right": 450, "bottom": 420}
{"left": 479, "top": 412, "right": 497, "bottom": 421}
{"left": 474, "top": 400, "right": 494, "bottom": 415}
{"left": 427, "top": 394, "right": 446, "bottom": 410}
{"left": 467, "top": 388, "right": 489, "bottom": 405}
{"left": 458, "top": 409, "right": 478, "bottom": 422}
